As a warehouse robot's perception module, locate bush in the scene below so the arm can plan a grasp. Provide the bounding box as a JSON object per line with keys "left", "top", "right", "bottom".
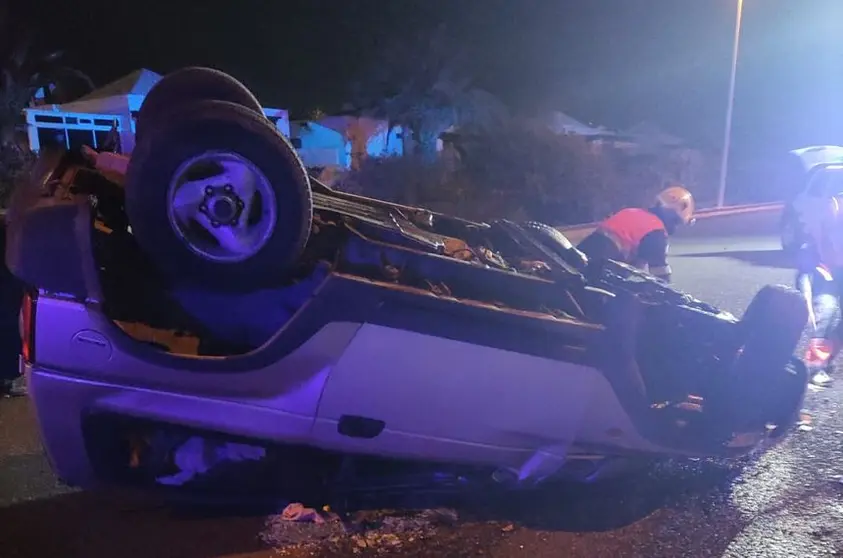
{"left": 331, "top": 154, "right": 451, "bottom": 208}
{"left": 335, "top": 120, "right": 706, "bottom": 225}
{"left": 450, "top": 121, "right": 623, "bottom": 223}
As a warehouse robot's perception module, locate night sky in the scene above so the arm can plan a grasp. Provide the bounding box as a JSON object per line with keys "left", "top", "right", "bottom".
{"left": 12, "top": 0, "right": 843, "bottom": 156}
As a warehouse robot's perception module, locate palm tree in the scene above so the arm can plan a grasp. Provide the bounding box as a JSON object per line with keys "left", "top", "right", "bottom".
{"left": 0, "top": 9, "right": 94, "bottom": 204}
{"left": 0, "top": 9, "right": 94, "bottom": 146}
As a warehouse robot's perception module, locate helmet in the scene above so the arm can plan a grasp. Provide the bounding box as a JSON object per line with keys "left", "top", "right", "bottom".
{"left": 655, "top": 185, "right": 695, "bottom": 225}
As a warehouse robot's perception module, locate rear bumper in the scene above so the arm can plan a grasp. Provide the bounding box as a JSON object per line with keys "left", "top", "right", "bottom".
{"left": 24, "top": 362, "right": 95, "bottom": 487}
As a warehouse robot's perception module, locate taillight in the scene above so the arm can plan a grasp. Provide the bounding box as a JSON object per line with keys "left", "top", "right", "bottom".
{"left": 816, "top": 265, "right": 834, "bottom": 282}
{"left": 20, "top": 290, "right": 36, "bottom": 364}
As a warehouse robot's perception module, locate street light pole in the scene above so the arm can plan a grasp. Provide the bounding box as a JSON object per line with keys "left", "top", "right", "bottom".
{"left": 716, "top": 0, "right": 745, "bottom": 208}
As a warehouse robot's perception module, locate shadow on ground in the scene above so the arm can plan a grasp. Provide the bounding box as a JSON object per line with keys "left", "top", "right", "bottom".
{"left": 446, "top": 460, "right": 746, "bottom": 533}
{"left": 678, "top": 249, "right": 794, "bottom": 270}
{"left": 0, "top": 452, "right": 752, "bottom": 558}
{"left": 0, "top": 487, "right": 268, "bottom": 558}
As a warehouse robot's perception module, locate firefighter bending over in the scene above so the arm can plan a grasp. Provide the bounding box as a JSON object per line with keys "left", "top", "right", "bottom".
{"left": 576, "top": 186, "right": 695, "bottom": 282}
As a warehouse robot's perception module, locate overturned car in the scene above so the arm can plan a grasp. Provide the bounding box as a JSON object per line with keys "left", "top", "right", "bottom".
{"left": 7, "top": 68, "right": 809, "bottom": 494}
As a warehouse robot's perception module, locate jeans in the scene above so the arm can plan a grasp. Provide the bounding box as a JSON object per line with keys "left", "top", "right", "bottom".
{"left": 797, "top": 266, "right": 843, "bottom": 365}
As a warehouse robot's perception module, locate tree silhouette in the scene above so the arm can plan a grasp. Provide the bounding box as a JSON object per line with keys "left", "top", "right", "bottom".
{"left": 0, "top": 6, "right": 94, "bottom": 146}
{"left": 349, "top": 22, "right": 508, "bottom": 158}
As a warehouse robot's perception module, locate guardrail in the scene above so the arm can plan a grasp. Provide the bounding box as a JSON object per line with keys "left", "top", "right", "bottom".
{"left": 556, "top": 201, "right": 784, "bottom": 242}
{"left": 693, "top": 201, "right": 783, "bottom": 217}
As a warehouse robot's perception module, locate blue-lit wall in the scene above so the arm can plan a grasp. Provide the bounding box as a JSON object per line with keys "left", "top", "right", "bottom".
{"left": 367, "top": 126, "right": 404, "bottom": 158}
{"left": 295, "top": 123, "right": 350, "bottom": 167}
{"left": 294, "top": 121, "right": 405, "bottom": 169}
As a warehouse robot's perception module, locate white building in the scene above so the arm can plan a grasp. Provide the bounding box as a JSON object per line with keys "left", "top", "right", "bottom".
{"left": 289, "top": 115, "right": 405, "bottom": 170}
{"left": 23, "top": 69, "right": 290, "bottom": 155}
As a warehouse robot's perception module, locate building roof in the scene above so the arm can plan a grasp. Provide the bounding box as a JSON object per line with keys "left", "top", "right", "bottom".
{"left": 546, "top": 111, "right": 610, "bottom": 137}
{"left": 74, "top": 69, "right": 162, "bottom": 102}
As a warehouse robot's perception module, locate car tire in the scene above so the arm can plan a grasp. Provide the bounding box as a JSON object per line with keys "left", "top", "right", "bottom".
{"left": 729, "top": 285, "right": 808, "bottom": 431}
{"left": 125, "top": 100, "right": 312, "bottom": 291}
{"left": 135, "top": 67, "right": 265, "bottom": 143}
{"left": 521, "top": 221, "right": 588, "bottom": 271}
{"left": 780, "top": 210, "right": 803, "bottom": 254}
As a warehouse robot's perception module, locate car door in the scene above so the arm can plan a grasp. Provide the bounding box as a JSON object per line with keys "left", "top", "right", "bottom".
{"left": 312, "top": 321, "right": 601, "bottom": 465}
{"left": 795, "top": 168, "right": 835, "bottom": 243}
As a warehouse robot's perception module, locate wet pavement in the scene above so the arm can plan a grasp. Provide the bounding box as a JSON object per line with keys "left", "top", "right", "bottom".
{"left": 3, "top": 210, "right": 843, "bottom": 557}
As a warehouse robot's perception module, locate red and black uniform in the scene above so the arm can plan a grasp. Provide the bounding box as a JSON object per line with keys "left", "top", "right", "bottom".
{"left": 577, "top": 208, "right": 673, "bottom": 281}
{"left": 798, "top": 196, "right": 843, "bottom": 381}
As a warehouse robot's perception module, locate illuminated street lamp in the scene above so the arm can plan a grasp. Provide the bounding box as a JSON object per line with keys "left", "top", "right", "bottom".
{"left": 717, "top": 0, "right": 745, "bottom": 208}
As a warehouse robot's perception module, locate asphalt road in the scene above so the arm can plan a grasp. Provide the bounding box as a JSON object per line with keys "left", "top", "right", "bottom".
{"left": 4, "top": 209, "right": 843, "bottom": 558}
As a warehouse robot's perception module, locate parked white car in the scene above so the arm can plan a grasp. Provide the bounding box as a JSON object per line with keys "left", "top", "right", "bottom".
{"left": 781, "top": 145, "right": 843, "bottom": 253}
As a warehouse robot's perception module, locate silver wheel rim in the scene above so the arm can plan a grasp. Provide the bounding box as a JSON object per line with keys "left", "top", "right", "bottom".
{"left": 166, "top": 151, "right": 277, "bottom": 263}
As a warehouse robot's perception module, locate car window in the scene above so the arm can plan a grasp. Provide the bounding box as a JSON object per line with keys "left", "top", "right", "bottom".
{"left": 824, "top": 168, "right": 843, "bottom": 197}
{"left": 807, "top": 167, "right": 843, "bottom": 197}
{"left": 807, "top": 173, "right": 826, "bottom": 196}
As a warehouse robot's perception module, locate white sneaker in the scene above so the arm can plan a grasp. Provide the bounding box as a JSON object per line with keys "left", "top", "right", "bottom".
{"left": 811, "top": 369, "right": 832, "bottom": 387}
{"left": 1, "top": 376, "right": 27, "bottom": 397}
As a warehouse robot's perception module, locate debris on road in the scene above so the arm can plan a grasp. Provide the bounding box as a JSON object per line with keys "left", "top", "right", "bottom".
{"left": 261, "top": 507, "right": 346, "bottom": 548}
{"left": 797, "top": 410, "right": 814, "bottom": 432}
{"left": 260, "top": 506, "right": 462, "bottom": 554}
{"left": 154, "top": 436, "right": 267, "bottom": 486}
{"left": 280, "top": 502, "right": 332, "bottom": 524}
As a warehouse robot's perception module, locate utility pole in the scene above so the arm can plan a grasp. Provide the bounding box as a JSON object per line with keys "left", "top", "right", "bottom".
{"left": 717, "top": 0, "right": 744, "bottom": 208}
